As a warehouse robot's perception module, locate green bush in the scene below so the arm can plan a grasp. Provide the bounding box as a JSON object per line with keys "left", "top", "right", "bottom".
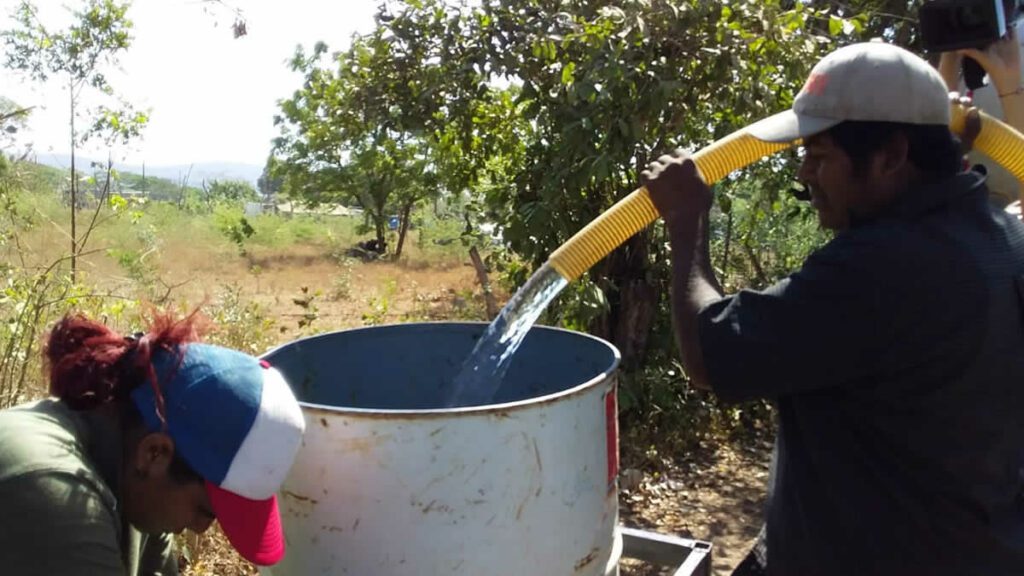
{"left": 203, "top": 283, "right": 278, "bottom": 356}
{"left": 0, "top": 162, "right": 149, "bottom": 407}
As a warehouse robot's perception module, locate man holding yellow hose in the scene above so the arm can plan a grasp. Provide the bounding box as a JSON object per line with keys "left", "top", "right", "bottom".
{"left": 643, "top": 42, "right": 1024, "bottom": 575}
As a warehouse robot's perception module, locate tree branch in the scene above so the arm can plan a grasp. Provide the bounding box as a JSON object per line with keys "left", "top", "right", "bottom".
{"left": 742, "top": 240, "right": 769, "bottom": 287}
{"left": 75, "top": 156, "right": 113, "bottom": 256}
{"left": 0, "top": 106, "right": 34, "bottom": 124}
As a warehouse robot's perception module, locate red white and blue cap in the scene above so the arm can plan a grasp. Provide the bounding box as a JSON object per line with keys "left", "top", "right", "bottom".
{"left": 131, "top": 343, "right": 305, "bottom": 566}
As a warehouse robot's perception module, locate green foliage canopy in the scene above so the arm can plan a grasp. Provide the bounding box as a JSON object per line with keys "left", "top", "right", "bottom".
{"left": 273, "top": 0, "right": 920, "bottom": 438}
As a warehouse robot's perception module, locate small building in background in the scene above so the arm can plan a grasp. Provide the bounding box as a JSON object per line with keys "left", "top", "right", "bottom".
{"left": 275, "top": 201, "right": 356, "bottom": 218}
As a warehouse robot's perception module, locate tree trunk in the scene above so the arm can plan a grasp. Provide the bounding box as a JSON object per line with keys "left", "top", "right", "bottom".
{"left": 69, "top": 89, "right": 77, "bottom": 284}
{"left": 375, "top": 218, "right": 387, "bottom": 252}
{"left": 615, "top": 279, "right": 656, "bottom": 367}
{"left": 176, "top": 165, "right": 193, "bottom": 210}
{"left": 374, "top": 192, "right": 388, "bottom": 252}
{"left": 394, "top": 200, "right": 413, "bottom": 259}
{"left": 743, "top": 240, "right": 769, "bottom": 287}
{"left": 592, "top": 229, "right": 657, "bottom": 369}
{"left": 721, "top": 208, "right": 733, "bottom": 286}
{"left": 469, "top": 246, "right": 499, "bottom": 318}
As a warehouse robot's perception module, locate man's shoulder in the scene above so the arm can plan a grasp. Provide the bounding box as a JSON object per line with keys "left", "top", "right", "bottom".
{"left": 814, "top": 202, "right": 997, "bottom": 268}
{"left": 803, "top": 224, "right": 925, "bottom": 275}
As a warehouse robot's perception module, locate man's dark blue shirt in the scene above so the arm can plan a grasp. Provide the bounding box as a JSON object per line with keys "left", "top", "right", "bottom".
{"left": 699, "top": 171, "right": 1024, "bottom": 575}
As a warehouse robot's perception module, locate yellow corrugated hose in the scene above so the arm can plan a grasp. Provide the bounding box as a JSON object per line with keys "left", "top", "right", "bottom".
{"left": 547, "top": 104, "right": 1024, "bottom": 282}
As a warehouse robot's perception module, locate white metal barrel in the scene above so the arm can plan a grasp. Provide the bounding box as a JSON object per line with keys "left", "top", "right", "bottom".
{"left": 261, "top": 323, "right": 621, "bottom": 576}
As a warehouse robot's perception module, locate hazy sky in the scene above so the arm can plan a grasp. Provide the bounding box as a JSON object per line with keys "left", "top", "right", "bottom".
{"left": 0, "top": 0, "right": 378, "bottom": 167}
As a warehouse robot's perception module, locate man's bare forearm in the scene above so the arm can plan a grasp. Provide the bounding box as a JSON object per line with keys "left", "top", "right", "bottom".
{"left": 667, "top": 211, "right": 723, "bottom": 390}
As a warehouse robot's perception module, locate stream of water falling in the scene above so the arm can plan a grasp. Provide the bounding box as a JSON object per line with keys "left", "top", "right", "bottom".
{"left": 443, "top": 263, "right": 568, "bottom": 407}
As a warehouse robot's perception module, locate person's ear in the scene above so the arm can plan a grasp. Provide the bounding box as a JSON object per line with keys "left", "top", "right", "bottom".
{"left": 131, "top": 432, "right": 175, "bottom": 479}
{"left": 874, "top": 132, "right": 911, "bottom": 177}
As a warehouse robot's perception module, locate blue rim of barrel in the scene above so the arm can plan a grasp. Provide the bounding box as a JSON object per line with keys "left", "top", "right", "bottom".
{"left": 261, "top": 322, "right": 621, "bottom": 417}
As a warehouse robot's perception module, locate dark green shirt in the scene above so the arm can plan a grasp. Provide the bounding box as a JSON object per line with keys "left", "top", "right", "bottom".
{"left": 0, "top": 399, "right": 178, "bottom": 575}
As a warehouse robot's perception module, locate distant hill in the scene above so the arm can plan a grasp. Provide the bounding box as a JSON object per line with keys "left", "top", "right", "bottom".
{"left": 32, "top": 153, "right": 261, "bottom": 187}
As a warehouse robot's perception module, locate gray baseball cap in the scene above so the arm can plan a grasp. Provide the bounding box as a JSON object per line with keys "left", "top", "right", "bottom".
{"left": 748, "top": 42, "right": 952, "bottom": 143}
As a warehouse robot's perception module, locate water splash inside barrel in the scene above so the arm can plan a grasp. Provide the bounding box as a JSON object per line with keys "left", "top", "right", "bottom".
{"left": 443, "top": 263, "right": 568, "bottom": 407}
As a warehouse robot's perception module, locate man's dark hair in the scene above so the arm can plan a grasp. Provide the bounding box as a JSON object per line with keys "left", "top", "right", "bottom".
{"left": 827, "top": 121, "right": 963, "bottom": 177}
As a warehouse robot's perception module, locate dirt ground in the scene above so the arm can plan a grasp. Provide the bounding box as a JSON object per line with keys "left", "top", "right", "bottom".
{"left": 80, "top": 239, "right": 485, "bottom": 336}
{"left": 619, "top": 441, "right": 771, "bottom": 576}
{"left": 78, "top": 238, "right": 772, "bottom": 576}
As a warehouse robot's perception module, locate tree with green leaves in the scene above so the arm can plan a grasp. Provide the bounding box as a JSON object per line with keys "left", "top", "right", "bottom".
{"left": 3, "top": 0, "right": 148, "bottom": 281}
{"left": 274, "top": 0, "right": 915, "bottom": 438}
{"left": 205, "top": 179, "right": 258, "bottom": 204}
{"left": 194, "top": 178, "right": 258, "bottom": 215}
{"left": 257, "top": 155, "right": 283, "bottom": 202}
{"left": 361, "top": 0, "right": 854, "bottom": 365}
{"left": 273, "top": 36, "right": 433, "bottom": 257}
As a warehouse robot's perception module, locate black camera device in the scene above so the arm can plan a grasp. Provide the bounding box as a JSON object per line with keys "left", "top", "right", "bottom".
{"left": 920, "top": 0, "right": 1011, "bottom": 52}
{"left": 920, "top": 0, "right": 1020, "bottom": 89}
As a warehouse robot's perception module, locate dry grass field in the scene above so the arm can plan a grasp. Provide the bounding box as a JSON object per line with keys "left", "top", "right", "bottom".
{"left": 3, "top": 190, "right": 767, "bottom": 575}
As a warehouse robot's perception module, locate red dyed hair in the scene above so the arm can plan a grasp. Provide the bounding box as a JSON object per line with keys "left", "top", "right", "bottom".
{"left": 45, "top": 308, "right": 210, "bottom": 418}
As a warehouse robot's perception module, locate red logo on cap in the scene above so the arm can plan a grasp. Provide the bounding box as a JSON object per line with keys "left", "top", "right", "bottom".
{"left": 802, "top": 73, "right": 829, "bottom": 96}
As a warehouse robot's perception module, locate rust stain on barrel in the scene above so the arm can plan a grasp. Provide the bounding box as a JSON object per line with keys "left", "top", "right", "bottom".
{"left": 336, "top": 434, "right": 393, "bottom": 455}
{"left": 282, "top": 490, "right": 318, "bottom": 505}
{"left": 516, "top": 499, "right": 527, "bottom": 520}
{"left": 573, "top": 547, "right": 600, "bottom": 572}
